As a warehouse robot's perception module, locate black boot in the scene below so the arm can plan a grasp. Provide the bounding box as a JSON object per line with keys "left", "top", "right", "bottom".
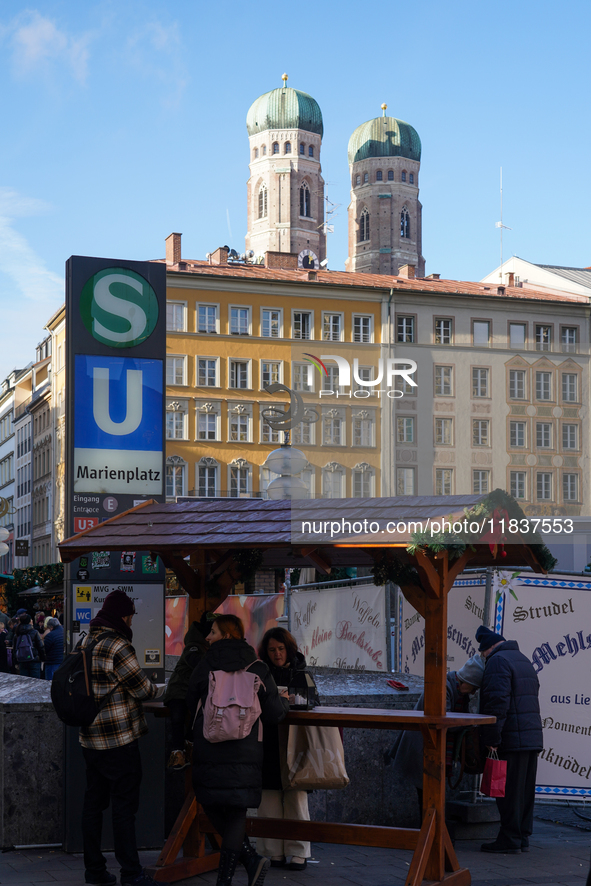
{"left": 216, "top": 849, "right": 240, "bottom": 886}
{"left": 239, "top": 838, "right": 270, "bottom": 886}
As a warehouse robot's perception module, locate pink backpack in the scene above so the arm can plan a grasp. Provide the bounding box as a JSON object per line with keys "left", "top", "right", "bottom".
{"left": 197, "top": 662, "right": 265, "bottom": 743}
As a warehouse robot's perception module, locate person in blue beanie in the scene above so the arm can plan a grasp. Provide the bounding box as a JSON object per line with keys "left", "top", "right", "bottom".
{"left": 476, "top": 625, "right": 542, "bottom": 854}
{"left": 43, "top": 618, "right": 64, "bottom": 680}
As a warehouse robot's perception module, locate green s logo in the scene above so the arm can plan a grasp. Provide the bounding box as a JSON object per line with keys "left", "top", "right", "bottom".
{"left": 80, "top": 268, "right": 159, "bottom": 348}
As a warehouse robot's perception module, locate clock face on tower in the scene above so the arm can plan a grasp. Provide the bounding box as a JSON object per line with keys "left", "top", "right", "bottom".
{"left": 298, "top": 249, "right": 319, "bottom": 270}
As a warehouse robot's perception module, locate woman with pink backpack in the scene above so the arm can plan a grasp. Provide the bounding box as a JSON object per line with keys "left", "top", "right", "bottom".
{"left": 186, "top": 614, "right": 289, "bottom": 886}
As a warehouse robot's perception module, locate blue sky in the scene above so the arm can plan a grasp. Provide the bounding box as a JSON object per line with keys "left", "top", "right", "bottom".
{"left": 1, "top": 0, "right": 590, "bottom": 381}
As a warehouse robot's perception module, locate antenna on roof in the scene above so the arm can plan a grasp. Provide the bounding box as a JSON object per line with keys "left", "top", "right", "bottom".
{"left": 495, "top": 167, "right": 512, "bottom": 282}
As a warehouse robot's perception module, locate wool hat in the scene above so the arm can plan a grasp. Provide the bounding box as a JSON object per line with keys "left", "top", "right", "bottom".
{"left": 457, "top": 653, "right": 485, "bottom": 687}
{"left": 15, "top": 608, "right": 27, "bottom": 617}
{"left": 100, "top": 590, "right": 136, "bottom": 619}
{"left": 475, "top": 625, "right": 505, "bottom": 652}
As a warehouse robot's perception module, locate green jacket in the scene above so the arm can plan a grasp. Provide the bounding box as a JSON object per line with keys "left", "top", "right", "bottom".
{"left": 163, "top": 621, "right": 207, "bottom": 703}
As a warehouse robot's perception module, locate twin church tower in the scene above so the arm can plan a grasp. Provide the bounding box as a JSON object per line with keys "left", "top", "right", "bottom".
{"left": 245, "top": 75, "right": 425, "bottom": 276}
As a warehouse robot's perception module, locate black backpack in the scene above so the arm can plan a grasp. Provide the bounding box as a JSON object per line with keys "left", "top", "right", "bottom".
{"left": 51, "top": 632, "right": 117, "bottom": 727}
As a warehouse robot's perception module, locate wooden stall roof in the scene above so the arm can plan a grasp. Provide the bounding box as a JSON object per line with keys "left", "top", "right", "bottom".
{"left": 58, "top": 493, "right": 550, "bottom": 574}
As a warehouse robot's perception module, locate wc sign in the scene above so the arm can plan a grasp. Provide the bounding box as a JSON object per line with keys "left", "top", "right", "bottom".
{"left": 66, "top": 256, "right": 166, "bottom": 503}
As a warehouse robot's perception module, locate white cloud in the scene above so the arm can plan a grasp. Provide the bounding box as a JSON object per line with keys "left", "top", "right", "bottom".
{"left": 9, "top": 10, "right": 90, "bottom": 84}
{"left": 126, "top": 21, "right": 187, "bottom": 109}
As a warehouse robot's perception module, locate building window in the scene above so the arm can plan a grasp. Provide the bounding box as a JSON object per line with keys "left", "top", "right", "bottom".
{"left": 561, "top": 326, "right": 577, "bottom": 353}
{"left": 510, "top": 421, "right": 526, "bottom": 447}
{"left": 300, "top": 184, "right": 311, "bottom": 217}
{"left": 253, "top": 147, "right": 258, "bottom": 159}
{"left": 395, "top": 373, "right": 415, "bottom": 396}
{"left": 472, "top": 420, "right": 490, "bottom": 447}
{"left": 473, "top": 321, "right": 490, "bottom": 346}
{"left": 323, "top": 366, "right": 341, "bottom": 392}
{"left": 536, "top": 422, "right": 552, "bottom": 448}
{"left": 230, "top": 361, "right": 249, "bottom": 389}
{"left": 230, "top": 463, "right": 249, "bottom": 497}
{"left": 509, "top": 323, "right": 526, "bottom": 348}
{"left": 262, "top": 145, "right": 267, "bottom": 155}
{"left": 353, "top": 414, "right": 373, "bottom": 446}
{"left": 293, "top": 311, "right": 312, "bottom": 340}
{"left": 323, "top": 414, "right": 343, "bottom": 445}
{"left": 562, "top": 373, "right": 578, "bottom": 402}
{"left": 198, "top": 462, "right": 217, "bottom": 497}
{"left": 563, "top": 473, "right": 579, "bottom": 501}
{"left": 535, "top": 325, "right": 552, "bottom": 351}
{"left": 197, "top": 358, "right": 217, "bottom": 387}
{"left": 166, "top": 356, "right": 186, "bottom": 386}
{"left": 363, "top": 172, "right": 369, "bottom": 183}
{"left": 509, "top": 369, "right": 526, "bottom": 399}
{"left": 472, "top": 367, "right": 489, "bottom": 397}
{"left": 400, "top": 206, "right": 410, "bottom": 238}
{"left": 299, "top": 143, "right": 305, "bottom": 155}
{"left": 292, "top": 363, "right": 313, "bottom": 392}
{"left": 510, "top": 471, "right": 526, "bottom": 499}
{"left": 198, "top": 304, "right": 218, "bottom": 333}
{"left": 387, "top": 170, "right": 394, "bottom": 181}
{"left": 309, "top": 145, "right": 314, "bottom": 157}
{"left": 166, "top": 302, "right": 186, "bottom": 332}
{"left": 401, "top": 171, "right": 407, "bottom": 182}
{"left": 166, "top": 408, "right": 187, "bottom": 440}
{"left": 397, "top": 417, "right": 415, "bottom": 443}
{"left": 434, "top": 366, "right": 453, "bottom": 396}
{"left": 261, "top": 417, "right": 280, "bottom": 444}
{"left": 229, "top": 412, "right": 249, "bottom": 442}
{"left": 197, "top": 412, "right": 217, "bottom": 441}
{"left": 0, "top": 453, "right": 14, "bottom": 487}
{"left": 409, "top": 173, "right": 414, "bottom": 184}
{"left": 323, "top": 313, "right": 342, "bottom": 341}
{"left": 230, "top": 307, "right": 249, "bottom": 335}
{"left": 435, "top": 468, "right": 453, "bottom": 495}
{"left": 537, "top": 472, "right": 552, "bottom": 500}
{"left": 434, "top": 318, "right": 453, "bottom": 344}
{"left": 261, "top": 361, "right": 281, "bottom": 388}
{"left": 562, "top": 424, "right": 578, "bottom": 449}
{"left": 535, "top": 371, "right": 552, "bottom": 401}
{"left": 258, "top": 186, "right": 268, "bottom": 219}
{"left": 396, "top": 467, "right": 415, "bottom": 495}
{"left": 165, "top": 458, "right": 185, "bottom": 498}
{"left": 262, "top": 309, "right": 281, "bottom": 337}
{"left": 397, "top": 316, "right": 415, "bottom": 342}
{"left": 353, "top": 315, "right": 372, "bottom": 343}
{"left": 273, "top": 142, "right": 279, "bottom": 154}
{"left": 358, "top": 209, "right": 370, "bottom": 242}
{"left": 355, "top": 175, "right": 361, "bottom": 185}
{"left": 435, "top": 418, "right": 453, "bottom": 445}
{"left": 292, "top": 420, "right": 312, "bottom": 445}
{"left": 352, "top": 466, "right": 373, "bottom": 498}
{"left": 322, "top": 466, "right": 344, "bottom": 498}
{"left": 376, "top": 170, "right": 383, "bottom": 181}
{"left": 285, "top": 142, "right": 291, "bottom": 153}
{"left": 473, "top": 470, "right": 490, "bottom": 494}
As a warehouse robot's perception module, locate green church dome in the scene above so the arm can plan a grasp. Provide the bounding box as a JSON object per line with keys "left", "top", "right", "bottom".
{"left": 348, "top": 114, "right": 421, "bottom": 164}
{"left": 246, "top": 84, "right": 323, "bottom": 138}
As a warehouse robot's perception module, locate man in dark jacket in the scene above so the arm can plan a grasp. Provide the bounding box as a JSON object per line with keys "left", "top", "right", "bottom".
{"left": 476, "top": 625, "right": 543, "bottom": 854}
{"left": 43, "top": 618, "right": 64, "bottom": 680}
{"left": 14, "top": 614, "right": 45, "bottom": 678}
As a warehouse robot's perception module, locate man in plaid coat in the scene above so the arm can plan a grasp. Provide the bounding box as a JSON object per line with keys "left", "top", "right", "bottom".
{"left": 80, "top": 590, "right": 166, "bottom": 886}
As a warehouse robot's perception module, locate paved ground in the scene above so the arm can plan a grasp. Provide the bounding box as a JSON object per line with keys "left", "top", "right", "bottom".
{"left": 2, "top": 811, "right": 591, "bottom": 886}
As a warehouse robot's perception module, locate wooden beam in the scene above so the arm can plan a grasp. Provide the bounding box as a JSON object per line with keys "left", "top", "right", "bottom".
{"left": 405, "top": 807, "right": 435, "bottom": 886}
{"left": 158, "top": 552, "right": 199, "bottom": 598}
{"left": 414, "top": 550, "right": 442, "bottom": 599}
{"left": 443, "top": 549, "right": 472, "bottom": 595}
{"left": 306, "top": 550, "right": 332, "bottom": 574}
{"left": 443, "top": 826, "right": 461, "bottom": 873}
{"left": 154, "top": 791, "right": 198, "bottom": 867}
{"left": 209, "top": 550, "right": 234, "bottom": 577}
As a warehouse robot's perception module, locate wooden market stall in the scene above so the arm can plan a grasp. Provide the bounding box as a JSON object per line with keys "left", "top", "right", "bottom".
{"left": 59, "top": 491, "right": 555, "bottom": 886}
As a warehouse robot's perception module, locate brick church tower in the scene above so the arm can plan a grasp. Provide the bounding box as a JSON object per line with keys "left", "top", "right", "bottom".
{"left": 245, "top": 75, "right": 326, "bottom": 269}
{"left": 346, "top": 105, "right": 425, "bottom": 276}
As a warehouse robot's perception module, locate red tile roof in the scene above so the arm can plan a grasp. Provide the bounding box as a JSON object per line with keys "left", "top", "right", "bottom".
{"left": 154, "top": 259, "right": 590, "bottom": 305}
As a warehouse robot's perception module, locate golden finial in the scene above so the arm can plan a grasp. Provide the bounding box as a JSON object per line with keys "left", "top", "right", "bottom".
{"left": 381, "top": 103, "right": 387, "bottom": 116}
{"left": 282, "top": 73, "right": 288, "bottom": 87}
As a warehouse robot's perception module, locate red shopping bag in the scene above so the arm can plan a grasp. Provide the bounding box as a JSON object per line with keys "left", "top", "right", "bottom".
{"left": 480, "top": 750, "right": 507, "bottom": 797}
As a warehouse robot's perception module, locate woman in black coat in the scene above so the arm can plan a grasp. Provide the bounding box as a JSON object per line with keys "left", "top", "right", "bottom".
{"left": 186, "top": 615, "right": 288, "bottom": 886}
{"left": 257, "top": 628, "right": 319, "bottom": 872}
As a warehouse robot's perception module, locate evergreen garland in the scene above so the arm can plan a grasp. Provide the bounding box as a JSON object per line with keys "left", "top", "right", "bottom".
{"left": 10, "top": 563, "right": 64, "bottom": 593}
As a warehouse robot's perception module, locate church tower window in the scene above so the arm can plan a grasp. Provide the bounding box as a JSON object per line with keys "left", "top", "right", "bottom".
{"left": 363, "top": 172, "right": 369, "bottom": 183}
{"left": 300, "top": 143, "right": 305, "bottom": 154}
{"left": 401, "top": 171, "right": 407, "bottom": 182}
{"left": 258, "top": 186, "right": 268, "bottom": 219}
{"left": 387, "top": 170, "right": 394, "bottom": 181}
{"left": 376, "top": 170, "right": 383, "bottom": 181}
{"left": 400, "top": 206, "right": 410, "bottom": 239}
{"left": 285, "top": 142, "right": 292, "bottom": 153}
{"left": 309, "top": 145, "right": 314, "bottom": 157}
{"left": 409, "top": 173, "right": 414, "bottom": 184}
{"left": 300, "top": 184, "right": 311, "bottom": 218}
{"left": 358, "top": 209, "right": 370, "bottom": 242}
{"left": 262, "top": 145, "right": 267, "bottom": 155}
{"left": 272, "top": 142, "right": 279, "bottom": 154}
{"left": 355, "top": 175, "right": 361, "bottom": 186}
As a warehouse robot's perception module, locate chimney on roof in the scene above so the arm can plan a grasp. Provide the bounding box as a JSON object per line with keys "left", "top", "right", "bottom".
{"left": 165, "top": 232, "right": 182, "bottom": 265}
{"left": 209, "top": 246, "right": 229, "bottom": 265}
{"left": 507, "top": 272, "right": 515, "bottom": 287}
{"left": 265, "top": 251, "right": 299, "bottom": 270}
{"left": 425, "top": 273, "right": 440, "bottom": 280}
{"left": 398, "top": 263, "right": 415, "bottom": 279}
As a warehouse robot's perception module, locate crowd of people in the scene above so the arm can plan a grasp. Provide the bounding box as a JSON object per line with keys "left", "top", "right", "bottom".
{"left": 0, "top": 605, "right": 64, "bottom": 678}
